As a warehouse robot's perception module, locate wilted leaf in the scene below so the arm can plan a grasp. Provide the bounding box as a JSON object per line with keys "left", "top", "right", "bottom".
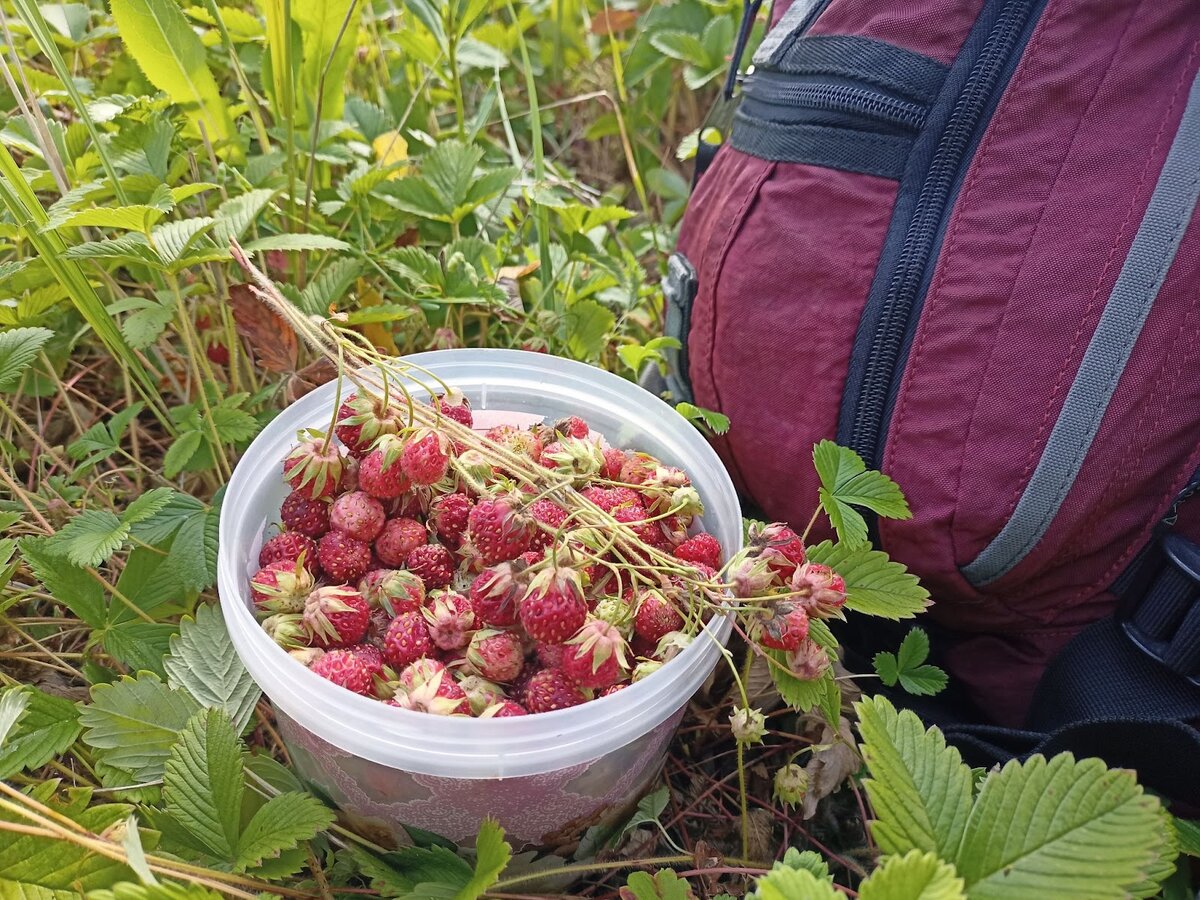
{"left": 228, "top": 283, "right": 298, "bottom": 374}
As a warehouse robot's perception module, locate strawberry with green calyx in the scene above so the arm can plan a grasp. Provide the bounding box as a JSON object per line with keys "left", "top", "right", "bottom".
{"left": 456, "top": 674, "right": 506, "bottom": 715}
{"left": 406, "top": 543, "right": 457, "bottom": 589}
{"left": 430, "top": 390, "right": 473, "bottom": 428}
{"left": 329, "top": 490, "right": 386, "bottom": 542}
{"left": 250, "top": 558, "right": 315, "bottom": 613}
{"left": 463, "top": 495, "right": 535, "bottom": 567}
{"left": 519, "top": 564, "right": 588, "bottom": 644}
{"left": 748, "top": 522, "right": 807, "bottom": 579}
{"left": 638, "top": 466, "right": 692, "bottom": 515}
{"left": 469, "top": 561, "right": 528, "bottom": 627}
{"left": 538, "top": 437, "right": 604, "bottom": 483}
{"left": 422, "top": 589, "right": 476, "bottom": 650}
{"left": 790, "top": 563, "right": 847, "bottom": 619}
{"left": 593, "top": 593, "right": 634, "bottom": 631}
{"left": 774, "top": 763, "right": 808, "bottom": 809}
{"left": 385, "top": 658, "right": 470, "bottom": 716}
{"left": 561, "top": 618, "right": 629, "bottom": 690}
{"left": 726, "top": 547, "right": 776, "bottom": 599}
{"left": 429, "top": 491, "right": 473, "bottom": 548}
{"left": 480, "top": 699, "right": 528, "bottom": 717}
{"left": 310, "top": 647, "right": 382, "bottom": 695}
{"left": 374, "top": 516, "right": 427, "bottom": 567}
{"left": 756, "top": 601, "right": 810, "bottom": 652}
{"left": 619, "top": 451, "right": 661, "bottom": 486}
{"left": 359, "top": 568, "right": 425, "bottom": 615}
{"left": 450, "top": 449, "right": 496, "bottom": 496}
{"left": 466, "top": 629, "right": 524, "bottom": 682}
{"left": 401, "top": 428, "right": 453, "bottom": 486}
{"left": 729, "top": 706, "right": 767, "bottom": 745}
{"left": 632, "top": 659, "right": 663, "bottom": 682}
{"left": 654, "top": 630, "right": 692, "bottom": 662}
{"left": 382, "top": 610, "right": 434, "bottom": 669}
{"left": 553, "top": 416, "right": 590, "bottom": 439}
{"left": 280, "top": 491, "right": 330, "bottom": 537}
{"left": 673, "top": 533, "right": 723, "bottom": 571}
{"left": 632, "top": 588, "right": 685, "bottom": 645}
{"left": 358, "top": 434, "right": 411, "bottom": 499}
{"left": 600, "top": 447, "right": 627, "bottom": 480}
{"left": 303, "top": 585, "right": 370, "bottom": 648}
{"left": 612, "top": 502, "right": 668, "bottom": 549}
{"left": 523, "top": 669, "right": 588, "bottom": 714}
{"left": 335, "top": 391, "right": 403, "bottom": 458}
{"left": 262, "top": 613, "right": 307, "bottom": 649}
{"left": 283, "top": 430, "right": 345, "bottom": 500}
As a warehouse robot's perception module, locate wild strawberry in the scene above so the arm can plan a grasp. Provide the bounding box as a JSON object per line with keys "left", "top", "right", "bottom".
{"left": 359, "top": 568, "right": 425, "bottom": 614}
{"left": 787, "top": 637, "right": 831, "bottom": 680}
{"left": 466, "top": 629, "right": 524, "bottom": 682}
{"left": 469, "top": 562, "right": 527, "bottom": 626}
{"left": 318, "top": 530, "right": 372, "bottom": 583}
{"left": 310, "top": 648, "right": 380, "bottom": 695}
{"left": 528, "top": 498, "right": 569, "bottom": 550}
{"left": 206, "top": 340, "right": 229, "bottom": 365}
{"left": 358, "top": 435, "right": 411, "bottom": 499}
{"left": 485, "top": 424, "right": 543, "bottom": 461}
{"left": 539, "top": 438, "right": 604, "bottom": 481}
{"left": 456, "top": 674, "right": 505, "bottom": 715}
{"left": 262, "top": 613, "right": 306, "bottom": 649}
{"left": 749, "top": 522, "right": 807, "bottom": 577}
{"left": 561, "top": 618, "right": 629, "bottom": 689}
{"left": 619, "top": 452, "right": 660, "bottom": 486}
{"left": 601, "top": 447, "right": 627, "bottom": 480}
{"left": 388, "top": 658, "right": 470, "bottom": 715}
{"left": 790, "top": 563, "right": 847, "bottom": 618}
{"left": 259, "top": 532, "right": 318, "bottom": 574}
{"left": 250, "top": 559, "right": 314, "bottom": 613}
{"left": 451, "top": 449, "right": 496, "bottom": 495}
{"left": 673, "top": 533, "right": 723, "bottom": 570}
{"left": 430, "top": 391, "right": 473, "bottom": 428}
{"left": 354, "top": 642, "right": 385, "bottom": 669}
{"left": 283, "top": 434, "right": 345, "bottom": 500}
{"left": 335, "top": 392, "right": 402, "bottom": 458}
{"left": 554, "top": 416, "right": 589, "bottom": 439}
{"left": 289, "top": 646, "right": 325, "bottom": 667}
{"left": 330, "top": 491, "right": 386, "bottom": 542}
{"left": 303, "top": 585, "right": 370, "bottom": 648}
{"left": 480, "top": 700, "right": 528, "bottom": 717}
{"left": 519, "top": 565, "right": 588, "bottom": 644}
{"left": 633, "top": 589, "right": 684, "bottom": 645}
{"left": 406, "top": 544, "right": 456, "bottom": 589}
{"left": 429, "top": 492, "right": 473, "bottom": 547}
{"left": 600, "top": 683, "right": 628, "bottom": 697}
{"left": 727, "top": 548, "right": 776, "bottom": 598}
{"left": 613, "top": 503, "right": 667, "bottom": 548}
{"left": 375, "top": 516, "right": 427, "bottom": 567}
{"left": 655, "top": 630, "right": 692, "bottom": 662}
{"left": 401, "top": 428, "right": 452, "bottom": 485}
{"left": 524, "top": 669, "right": 587, "bottom": 714}
{"left": 535, "top": 642, "right": 566, "bottom": 669}
{"left": 422, "top": 590, "right": 476, "bottom": 650}
{"left": 580, "top": 485, "right": 621, "bottom": 512}
{"left": 632, "top": 659, "right": 662, "bottom": 681}
{"left": 382, "top": 610, "right": 435, "bottom": 669}
{"left": 757, "top": 603, "right": 810, "bottom": 651}
{"left": 342, "top": 455, "right": 360, "bottom": 492}
{"left": 593, "top": 593, "right": 634, "bottom": 630}
{"left": 464, "top": 497, "right": 534, "bottom": 566}
{"left": 280, "top": 492, "right": 330, "bottom": 537}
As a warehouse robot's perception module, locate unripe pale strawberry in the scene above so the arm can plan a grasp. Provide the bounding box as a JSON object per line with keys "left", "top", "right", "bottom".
{"left": 310, "top": 648, "right": 380, "bottom": 695}
{"left": 726, "top": 548, "right": 776, "bottom": 598}
{"left": 329, "top": 491, "right": 386, "bottom": 542}
{"left": 429, "top": 492, "right": 473, "bottom": 547}
{"left": 485, "top": 424, "right": 543, "bottom": 460}
{"left": 730, "top": 706, "right": 767, "bottom": 745}
{"left": 456, "top": 674, "right": 505, "bottom": 715}
{"left": 280, "top": 492, "right": 330, "bottom": 537}
{"left": 464, "top": 497, "right": 535, "bottom": 566}
{"left": 303, "top": 585, "right": 370, "bottom": 648}
{"left": 757, "top": 603, "right": 810, "bottom": 651}
{"left": 599, "top": 683, "right": 628, "bottom": 697}
{"left": 787, "top": 637, "right": 832, "bottom": 681}
{"left": 619, "top": 451, "right": 660, "bottom": 486}
{"left": 382, "top": 610, "right": 434, "bottom": 669}
{"left": 561, "top": 618, "right": 629, "bottom": 689}
{"left": 790, "top": 563, "right": 847, "bottom": 619}
{"left": 469, "top": 562, "right": 527, "bottom": 627}
{"left": 262, "top": 613, "right": 306, "bottom": 649}
{"left": 288, "top": 646, "right": 325, "bottom": 667}
{"left": 467, "top": 629, "right": 524, "bottom": 682}
{"left": 673, "top": 533, "right": 723, "bottom": 570}
{"left": 632, "top": 659, "right": 663, "bottom": 682}
{"left": 250, "top": 559, "right": 314, "bottom": 613}
{"left": 406, "top": 543, "right": 456, "bottom": 589}
{"left": 358, "top": 435, "right": 411, "bottom": 499}
{"left": 283, "top": 434, "right": 345, "bottom": 500}
{"left": 528, "top": 498, "right": 569, "bottom": 551}
{"left": 258, "top": 532, "right": 318, "bottom": 574}
{"left": 539, "top": 438, "right": 604, "bottom": 482}
{"left": 388, "top": 658, "right": 470, "bottom": 715}
{"left": 317, "top": 531, "right": 372, "bottom": 583}
{"left": 335, "top": 392, "right": 402, "bottom": 458}
{"left": 593, "top": 593, "right": 634, "bottom": 630}
{"left": 633, "top": 589, "right": 684, "bottom": 645}
{"left": 655, "top": 630, "right": 692, "bottom": 662}
{"left": 401, "top": 429, "right": 452, "bottom": 485}
{"left": 422, "top": 590, "right": 475, "bottom": 650}
{"left": 375, "top": 516, "right": 427, "bottom": 567}
{"left": 523, "top": 669, "right": 587, "bottom": 714}
{"left": 519, "top": 565, "right": 588, "bottom": 644}
{"left": 480, "top": 699, "right": 528, "bottom": 717}
{"left": 774, "top": 763, "right": 808, "bottom": 809}
{"left": 359, "top": 568, "right": 425, "bottom": 615}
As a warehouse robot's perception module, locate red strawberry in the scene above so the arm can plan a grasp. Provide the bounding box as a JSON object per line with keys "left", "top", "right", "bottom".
{"left": 358, "top": 435, "right": 411, "bottom": 499}
{"left": 329, "top": 491, "right": 386, "bottom": 542}
{"left": 429, "top": 492, "right": 473, "bottom": 548}
{"left": 673, "top": 533, "right": 723, "bottom": 570}
{"left": 354, "top": 643, "right": 385, "bottom": 669}
{"left": 303, "top": 585, "right": 370, "bottom": 648}
{"left": 619, "top": 452, "right": 660, "bottom": 486}
{"left": 481, "top": 700, "right": 528, "bottom": 717}
{"left": 535, "top": 642, "right": 566, "bottom": 669}
{"left": 375, "top": 516, "right": 427, "bottom": 567}
{"left": 790, "top": 563, "right": 847, "bottom": 619}
{"left": 580, "top": 486, "right": 621, "bottom": 513}
{"left": 359, "top": 568, "right": 425, "bottom": 614}
{"left": 787, "top": 637, "right": 831, "bottom": 681}
{"left": 388, "top": 659, "right": 470, "bottom": 715}
{"left": 633, "top": 589, "right": 685, "bottom": 645}
{"left": 206, "top": 341, "right": 229, "bottom": 365}
{"left": 485, "top": 424, "right": 543, "bottom": 460}
{"left": 259, "top": 533, "right": 318, "bottom": 574}
{"left": 561, "top": 618, "right": 629, "bottom": 689}
{"left": 406, "top": 544, "right": 456, "bottom": 589}
{"left": 757, "top": 603, "right": 810, "bottom": 651}
{"left": 519, "top": 565, "right": 588, "bottom": 644}
{"left": 309, "top": 648, "right": 380, "bottom": 695}
{"left": 464, "top": 497, "right": 534, "bottom": 566}
{"left": 469, "top": 562, "right": 528, "bottom": 627}
{"left": 528, "top": 498, "right": 569, "bottom": 551}
{"left": 750, "top": 522, "right": 807, "bottom": 578}
{"left": 431, "top": 392, "right": 473, "bottom": 427}
{"left": 601, "top": 447, "right": 627, "bottom": 480}
{"left": 523, "top": 669, "right": 587, "bottom": 714}
{"left": 401, "top": 429, "right": 452, "bottom": 485}
{"left": 519, "top": 550, "right": 544, "bottom": 566}
{"left": 283, "top": 435, "right": 345, "bottom": 500}
{"left": 382, "top": 610, "right": 435, "bottom": 669}
{"left": 466, "top": 629, "right": 524, "bottom": 682}
{"left": 318, "top": 531, "right": 372, "bottom": 583}
{"left": 554, "top": 416, "right": 589, "bottom": 439}
{"left": 280, "top": 492, "right": 330, "bottom": 537}
{"left": 335, "top": 392, "right": 402, "bottom": 458}
{"left": 613, "top": 502, "right": 667, "bottom": 548}
{"left": 250, "top": 559, "right": 314, "bottom": 613}
{"left": 422, "top": 590, "right": 476, "bottom": 650}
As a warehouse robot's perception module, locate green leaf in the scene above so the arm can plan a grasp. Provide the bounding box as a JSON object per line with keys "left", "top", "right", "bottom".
{"left": 347, "top": 842, "right": 472, "bottom": 896}
{"left": 103, "top": 622, "right": 178, "bottom": 676}
{"left": 241, "top": 233, "right": 350, "bottom": 252}
{"left": 44, "top": 203, "right": 173, "bottom": 234}
{"left": 293, "top": 0, "right": 362, "bottom": 125}
{"left": 954, "top": 755, "right": 1173, "bottom": 899}
{"left": 1175, "top": 817, "right": 1200, "bottom": 857}
{"left": 298, "top": 257, "right": 362, "bottom": 315}
{"left": 855, "top": 695, "right": 974, "bottom": 859}
{"left": 109, "top": 0, "right": 238, "bottom": 160}
{"left": 813, "top": 440, "right": 911, "bottom": 547}
{"left": 747, "top": 866, "right": 837, "bottom": 900}
{"left": 164, "top": 604, "right": 260, "bottom": 733}
{"left": 163, "top": 709, "right": 243, "bottom": 860}
{"left": 79, "top": 673, "right": 200, "bottom": 781}
{"left": 120, "top": 814, "right": 158, "bottom": 886}
{"left": 235, "top": 791, "right": 334, "bottom": 871}
{"left": 674, "top": 401, "right": 730, "bottom": 435}
{"left": 0, "top": 686, "right": 81, "bottom": 779}
{"left": 163, "top": 430, "right": 203, "bottom": 478}
{"left": 453, "top": 818, "right": 511, "bottom": 900}
{"left": 857, "top": 851, "right": 965, "bottom": 900}
{"left": 213, "top": 189, "right": 277, "bottom": 243}
{"left": 649, "top": 30, "right": 707, "bottom": 63}
{"left": 766, "top": 648, "right": 836, "bottom": 714}
{"left": 806, "top": 541, "right": 931, "bottom": 619}
{"left": 50, "top": 509, "right": 128, "bottom": 567}
{"left": 88, "top": 881, "right": 225, "bottom": 900}
{"left": 122, "top": 488, "right": 175, "bottom": 528}
{"left": 564, "top": 299, "right": 614, "bottom": 361}
{"left": 118, "top": 297, "right": 176, "bottom": 349}
{"left": 779, "top": 848, "right": 830, "bottom": 881}
{"left": 19, "top": 536, "right": 106, "bottom": 627}
{"left": 622, "top": 869, "right": 695, "bottom": 899}
{"left": 873, "top": 629, "right": 948, "bottom": 697}
{"left": 0, "top": 327, "right": 53, "bottom": 389}
{"left": 151, "top": 218, "right": 217, "bottom": 267}
{"left": 65, "top": 233, "right": 160, "bottom": 269}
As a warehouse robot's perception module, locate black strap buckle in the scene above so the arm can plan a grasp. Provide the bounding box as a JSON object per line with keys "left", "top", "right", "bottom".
{"left": 1118, "top": 533, "right": 1200, "bottom": 687}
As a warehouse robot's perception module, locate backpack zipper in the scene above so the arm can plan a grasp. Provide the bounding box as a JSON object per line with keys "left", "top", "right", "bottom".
{"left": 741, "top": 72, "right": 929, "bottom": 133}
{"left": 841, "top": 0, "right": 1047, "bottom": 468}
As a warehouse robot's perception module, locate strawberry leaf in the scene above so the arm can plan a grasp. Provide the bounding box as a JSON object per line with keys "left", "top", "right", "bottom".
{"left": 807, "top": 541, "right": 930, "bottom": 620}
{"left": 234, "top": 791, "right": 334, "bottom": 871}
{"left": 164, "top": 604, "right": 260, "bottom": 733}
{"left": 874, "top": 629, "right": 947, "bottom": 697}
{"left": 856, "top": 850, "right": 965, "bottom": 900}
{"left": 813, "top": 441, "right": 911, "bottom": 547}
{"left": 79, "top": 673, "right": 200, "bottom": 781}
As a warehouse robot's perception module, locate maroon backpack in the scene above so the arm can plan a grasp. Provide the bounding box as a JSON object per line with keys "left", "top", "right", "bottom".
{"left": 666, "top": 0, "right": 1200, "bottom": 801}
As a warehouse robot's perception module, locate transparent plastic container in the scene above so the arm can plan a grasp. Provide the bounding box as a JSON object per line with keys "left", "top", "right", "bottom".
{"left": 217, "top": 349, "right": 741, "bottom": 850}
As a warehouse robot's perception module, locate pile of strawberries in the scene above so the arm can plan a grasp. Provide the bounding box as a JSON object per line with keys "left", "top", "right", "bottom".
{"left": 248, "top": 389, "right": 739, "bottom": 717}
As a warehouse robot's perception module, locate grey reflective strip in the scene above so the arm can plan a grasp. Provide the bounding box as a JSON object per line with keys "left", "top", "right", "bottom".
{"left": 963, "top": 69, "right": 1200, "bottom": 587}
{"left": 753, "top": 0, "right": 823, "bottom": 66}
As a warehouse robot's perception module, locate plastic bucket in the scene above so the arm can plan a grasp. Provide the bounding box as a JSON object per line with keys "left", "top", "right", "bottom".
{"left": 217, "top": 349, "right": 741, "bottom": 850}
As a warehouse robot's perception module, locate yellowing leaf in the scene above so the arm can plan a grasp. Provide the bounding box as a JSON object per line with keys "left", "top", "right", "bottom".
{"left": 352, "top": 282, "right": 398, "bottom": 355}
{"left": 372, "top": 130, "right": 410, "bottom": 179}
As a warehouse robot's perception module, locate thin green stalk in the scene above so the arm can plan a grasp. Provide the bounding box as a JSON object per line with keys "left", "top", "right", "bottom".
{"left": 201, "top": 0, "right": 273, "bottom": 153}
{"left": 447, "top": 5, "right": 467, "bottom": 138}
{"left": 282, "top": 0, "right": 298, "bottom": 231}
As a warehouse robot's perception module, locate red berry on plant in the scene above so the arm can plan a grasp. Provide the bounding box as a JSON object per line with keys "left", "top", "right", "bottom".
{"left": 280, "top": 492, "right": 330, "bottom": 537}
{"left": 750, "top": 522, "right": 807, "bottom": 578}
{"left": 790, "top": 563, "right": 847, "bottom": 618}
{"left": 431, "top": 391, "right": 473, "bottom": 428}
{"left": 757, "top": 603, "right": 810, "bottom": 651}
{"left": 601, "top": 448, "right": 627, "bottom": 480}
{"left": 206, "top": 341, "right": 229, "bottom": 365}
{"left": 406, "top": 543, "right": 456, "bottom": 589}
{"left": 528, "top": 498, "right": 569, "bottom": 551}
{"left": 317, "top": 530, "right": 372, "bottom": 583}
{"left": 374, "top": 516, "right": 427, "bottom": 567}
{"left": 388, "top": 659, "right": 470, "bottom": 715}
{"left": 329, "top": 490, "right": 386, "bottom": 542}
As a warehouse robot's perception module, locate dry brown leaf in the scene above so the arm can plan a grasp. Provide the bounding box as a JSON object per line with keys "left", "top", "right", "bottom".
{"left": 496, "top": 260, "right": 540, "bottom": 281}
{"left": 284, "top": 358, "right": 338, "bottom": 404}
{"left": 590, "top": 8, "right": 639, "bottom": 35}
{"left": 801, "top": 717, "right": 861, "bottom": 820}
{"left": 229, "top": 282, "right": 298, "bottom": 374}
{"left": 743, "top": 652, "right": 785, "bottom": 712}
